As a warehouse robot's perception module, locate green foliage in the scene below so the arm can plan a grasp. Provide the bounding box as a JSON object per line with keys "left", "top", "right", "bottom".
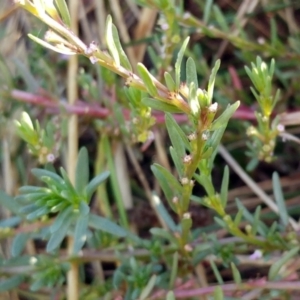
{"left": 245, "top": 57, "right": 282, "bottom": 168}
{"left": 1, "top": 1, "right": 300, "bottom": 299}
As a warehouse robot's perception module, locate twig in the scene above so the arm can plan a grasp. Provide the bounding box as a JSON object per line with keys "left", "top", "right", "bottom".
{"left": 66, "top": 0, "right": 79, "bottom": 299}
{"left": 218, "top": 144, "right": 299, "bottom": 231}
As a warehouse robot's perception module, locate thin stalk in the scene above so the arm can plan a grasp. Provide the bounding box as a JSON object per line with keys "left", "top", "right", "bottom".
{"left": 66, "top": 0, "right": 79, "bottom": 299}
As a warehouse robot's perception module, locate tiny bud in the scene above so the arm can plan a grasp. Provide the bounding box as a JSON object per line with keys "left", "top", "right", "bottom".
{"left": 161, "top": 23, "right": 169, "bottom": 30}
{"left": 269, "top": 140, "right": 275, "bottom": 148}
{"left": 29, "top": 256, "right": 38, "bottom": 265}
{"left": 247, "top": 126, "right": 257, "bottom": 136}
{"left": 189, "top": 180, "right": 194, "bottom": 187}
{"left": 183, "top": 12, "right": 191, "bottom": 19}
{"left": 245, "top": 224, "right": 252, "bottom": 234}
{"left": 184, "top": 244, "right": 193, "bottom": 252}
{"left": 208, "top": 102, "right": 218, "bottom": 113}
{"left": 85, "top": 41, "right": 98, "bottom": 55}
{"left": 265, "top": 156, "right": 272, "bottom": 163}
{"left": 132, "top": 117, "right": 139, "bottom": 124}
{"left": 172, "top": 196, "right": 179, "bottom": 204}
{"left": 179, "top": 83, "right": 189, "bottom": 95}
{"left": 249, "top": 249, "right": 262, "bottom": 260}
{"left": 262, "top": 144, "right": 271, "bottom": 152}
{"left": 257, "top": 37, "right": 265, "bottom": 45}
{"left": 46, "top": 153, "right": 55, "bottom": 163}
{"left": 201, "top": 132, "right": 209, "bottom": 141}
{"left": 89, "top": 56, "right": 98, "bottom": 64}
{"left": 188, "top": 132, "right": 197, "bottom": 141}
{"left": 181, "top": 177, "right": 189, "bottom": 185}
{"left": 223, "top": 215, "right": 232, "bottom": 223}
{"left": 277, "top": 124, "right": 285, "bottom": 132}
{"left": 183, "top": 154, "right": 192, "bottom": 164}
{"left": 183, "top": 212, "right": 191, "bottom": 219}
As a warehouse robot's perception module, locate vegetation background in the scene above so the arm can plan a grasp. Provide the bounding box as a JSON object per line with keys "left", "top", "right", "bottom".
{"left": 1, "top": 0, "right": 300, "bottom": 299}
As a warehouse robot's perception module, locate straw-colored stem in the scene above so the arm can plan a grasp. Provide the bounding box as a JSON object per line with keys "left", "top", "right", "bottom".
{"left": 66, "top": 0, "right": 79, "bottom": 299}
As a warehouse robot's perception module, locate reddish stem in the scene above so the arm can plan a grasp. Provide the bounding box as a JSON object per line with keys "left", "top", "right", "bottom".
{"left": 10, "top": 89, "right": 259, "bottom": 124}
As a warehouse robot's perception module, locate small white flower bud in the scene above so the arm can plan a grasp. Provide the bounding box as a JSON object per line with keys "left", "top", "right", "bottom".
{"left": 183, "top": 155, "right": 192, "bottom": 164}
{"left": 208, "top": 102, "right": 218, "bottom": 113}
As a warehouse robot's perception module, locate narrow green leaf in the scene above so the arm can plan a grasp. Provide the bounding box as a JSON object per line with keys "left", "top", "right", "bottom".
{"left": 236, "top": 199, "right": 268, "bottom": 236}
{"left": 85, "top": 171, "right": 110, "bottom": 201}
{"left": 0, "top": 191, "right": 19, "bottom": 214}
{"left": 186, "top": 57, "right": 198, "bottom": 90}
{"left": 28, "top": 34, "right": 76, "bottom": 55}
{"left": 233, "top": 208, "right": 244, "bottom": 226}
{"left": 106, "top": 15, "right": 120, "bottom": 66}
{"left": 151, "top": 164, "right": 182, "bottom": 196}
{"left": 60, "top": 167, "right": 77, "bottom": 196}
{"left": 19, "top": 186, "right": 46, "bottom": 194}
{"left": 27, "top": 206, "right": 49, "bottom": 220}
{"left": 50, "top": 206, "right": 73, "bottom": 233}
{"left": 194, "top": 174, "right": 215, "bottom": 197}
{"left": 89, "top": 214, "right": 127, "bottom": 237}
{"left": 0, "top": 275, "right": 24, "bottom": 292}
{"left": 213, "top": 286, "right": 224, "bottom": 300}
{"left": 213, "top": 5, "right": 229, "bottom": 32}
{"left": 151, "top": 165, "right": 178, "bottom": 212}
{"left": 220, "top": 166, "right": 229, "bottom": 207}
{"left": 54, "top": 0, "right": 71, "bottom": 27}
{"left": 141, "top": 97, "right": 182, "bottom": 113}
{"left": 210, "top": 259, "right": 224, "bottom": 284}
{"left": 0, "top": 216, "right": 21, "bottom": 228}
{"left": 19, "top": 204, "right": 37, "bottom": 215}
{"left": 231, "top": 262, "right": 242, "bottom": 284}
{"left": 164, "top": 72, "right": 176, "bottom": 92}
{"left": 137, "top": 63, "right": 158, "bottom": 96}
{"left": 207, "top": 59, "right": 221, "bottom": 104}
{"left": 139, "top": 275, "right": 157, "bottom": 300}
{"left": 175, "top": 37, "right": 190, "bottom": 90}
{"left": 211, "top": 101, "right": 240, "bottom": 130}
{"left": 207, "top": 127, "right": 226, "bottom": 169}
{"left": 268, "top": 247, "right": 299, "bottom": 280}
{"left": 270, "top": 17, "right": 278, "bottom": 48}
{"left": 170, "top": 147, "right": 184, "bottom": 177}
{"left": 79, "top": 201, "right": 90, "bottom": 216}
{"left": 272, "top": 172, "right": 289, "bottom": 228}
{"left": 252, "top": 205, "right": 261, "bottom": 235}
{"left": 14, "top": 59, "right": 39, "bottom": 93}
{"left": 150, "top": 228, "right": 177, "bottom": 244}
{"left": 165, "top": 113, "right": 190, "bottom": 158}
{"left": 11, "top": 233, "right": 30, "bottom": 257}
{"left": 31, "top": 168, "right": 64, "bottom": 189}
{"left": 112, "top": 24, "right": 132, "bottom": 71}
{"left": 75, "top": 147, "right": 89, "bottom": 195}
{"left": 204, "top": 0, "right": 213, "bottom": 24}
{"left": 73, "top": 215, "right": 89, "bottom": 253}
{"left": 30, "top": 277, "right": 46, "bottom": 292}
{"left": 151, "top": 194, "right": 177, "bottom": 232}
{"left": 166, "top": 291, "right": 175, "bottom": 300}
{"left": 214, "top": 216, "right": 226, "bottom": 228}
{"left": 47, "top": 212, "right": 74, "bottom": 252}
